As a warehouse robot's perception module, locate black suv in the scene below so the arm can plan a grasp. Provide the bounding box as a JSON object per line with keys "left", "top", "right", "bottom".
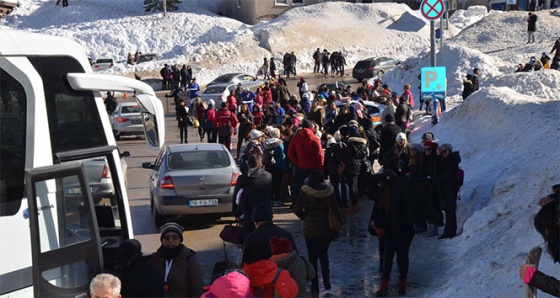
{"left": 352, "top": 57, "right": 400, "bottom": 82}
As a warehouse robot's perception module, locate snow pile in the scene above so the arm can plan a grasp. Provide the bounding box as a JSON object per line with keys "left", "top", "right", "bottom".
{"left": 449, "top": 5, "right": 490, "bottom": 30}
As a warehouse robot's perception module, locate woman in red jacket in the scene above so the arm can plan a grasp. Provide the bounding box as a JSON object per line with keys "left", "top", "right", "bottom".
{"left": 213, "top": 102, "right": 239, "bottom": 151}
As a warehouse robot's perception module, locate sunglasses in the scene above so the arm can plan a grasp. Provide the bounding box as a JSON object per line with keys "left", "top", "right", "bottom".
{"left": 163, "top": 234, "right": 180, "bottom": 240}
{"left": 441, "top": 150, "right": 450, "bottom": 154}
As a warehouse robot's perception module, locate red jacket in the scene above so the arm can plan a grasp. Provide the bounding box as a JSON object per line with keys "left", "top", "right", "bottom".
{"left": 288, "top": 128, "right": 324, "bottom": 171}
{"left": 262, "top": 89, "right": 273, "bottom": 107}
{"left": 243, "top": 260, "right": 298, "bottom": 298}
{"left": 227, "top": 94, "right": 238, "bottom": 111}
{"left": 213, "top": 108, "right": 239, "bottom": 130}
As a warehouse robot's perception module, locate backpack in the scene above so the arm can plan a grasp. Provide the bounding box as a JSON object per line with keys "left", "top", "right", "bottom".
{"left": 252, "top": 268, "right": 281, "bottom": 298}
{"left": 218, "top": 113, "right": 233, "bottom": 138}
{"left": 262, "top": 148, "right": 276, "bottom": 167}
{"left": 457, "top": 167, "right": 464, "bottom": 187}
{"left": 203, "top": 108, "right": 216, "bottom": 129}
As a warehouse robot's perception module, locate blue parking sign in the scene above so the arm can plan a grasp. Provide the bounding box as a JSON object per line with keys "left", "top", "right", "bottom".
{"left": 421, "top": 67, "right": 446, "bottom": 101}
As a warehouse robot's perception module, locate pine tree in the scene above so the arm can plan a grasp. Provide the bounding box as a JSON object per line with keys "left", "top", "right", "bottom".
{"left": 143, "top": 0, "right": 181, "bottom": 15}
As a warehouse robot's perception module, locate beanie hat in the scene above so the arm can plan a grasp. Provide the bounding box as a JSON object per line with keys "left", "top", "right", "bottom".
{"left": 384, "top": 114, "right": 395, "bottom": 122}
{"left": 250, "top": 129, "right": 264, "bottom": 140}
{"left": 243, "top": 239, "right": 272, "bottom": 265}
{"left": 439, "top": 143, "right": 453, "bottom": 151}
{"left": 347, "top": 125, "right": 359, "bottom": 136}
{"left": 410, "top": 142, "right": 423, "bottom": 152}
{"left": 270, "top": 237, "right": 293, "bottom": 255}
{"left": 252, "top": 202, "right": 273, "bottom": 222}
{"left": 339, "top": 125, "right": 349, "bottom": 137}
{"left": 269, "top": 127, "right": 280, "bottom": 139}
{"left": 202, "top": 271, "right": 252, "bottom": 298}
{"left": 396, "top": 132, "right": 407, "bottom": 142}
{"left": 160, "top": 222, "right": 184, "bottom": 242}
{"left": 424, "top": 141, "right": 438, "bottom": 151}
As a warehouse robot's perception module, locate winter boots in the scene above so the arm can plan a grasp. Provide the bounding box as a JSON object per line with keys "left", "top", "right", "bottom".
{"left": 323, "top": 270, "right": 331, "bottom": 290}
{"left": 376, "top": 278, "right": 389, "bottom": 297}
{"left": 398, "top": 279, "right": 407, "bottom": 295}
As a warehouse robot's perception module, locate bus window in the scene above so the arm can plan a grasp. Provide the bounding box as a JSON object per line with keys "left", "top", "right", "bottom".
{"left": 28, "top": 56, "right": 107, "bottom": 155}
{"left": 0, "top": 68, "right": 26, "bottom": 216}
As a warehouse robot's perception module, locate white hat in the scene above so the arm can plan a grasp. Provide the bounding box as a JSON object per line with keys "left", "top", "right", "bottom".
{"left": 208, "top": 99, "right": 215, "bottom": 106}
{"left": 269, "top": 128, "right": 280, "bottom": 139}
{"left": 250, "top": 129, "right": 264, "bottom": 140}
{"left": 396, "top": 132, "right": 407, "bottom": 142}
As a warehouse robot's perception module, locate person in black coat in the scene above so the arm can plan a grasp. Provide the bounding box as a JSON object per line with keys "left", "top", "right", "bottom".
{"left": 527, "top": 12, "right": 537, "bottom": 44}
{"left": 519, "top": 198, "right": 560, "bottom": 297}
{"left": 242, "top": 202, "right": 297, "bottom": 264}
{"left": 175, "top": 100, "right": 189, "bottom": 143}
{"left": 434, "top": 143, "right": 462, "bottom": 239}
{"left": 113, "top": 239, "right": 165, "bottom": 298}
{"left": 374, "top": 169, "right": 417, "bottom": 296}
{"left": 233, "top": 155, "right": 273, "bottom": 239}
{"left": 378, "top": 114, "right": 402, "bottom": 167}
{"left": 340, "top": 132, "right": 368, "bottom": 212}
{"left": 462, "top": 74, "right": 475, "bottom": 100}
{"left": 394, "top": 97, "right": 411, "bottom": 133}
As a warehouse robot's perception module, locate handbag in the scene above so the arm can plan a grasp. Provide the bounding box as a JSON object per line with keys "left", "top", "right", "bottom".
{"left": 192, "top": 118, "right": 200, "bottom": 128}
{"left": 327, "top": 198, "right": 341, "bottom": 234}
{"left": 219, "top": 223, "right": 243, "bottom": 245}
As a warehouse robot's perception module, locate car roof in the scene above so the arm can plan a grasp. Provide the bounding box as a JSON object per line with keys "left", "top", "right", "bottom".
{"left": 119, "top": 102, "right": 139, "bottom": 106}
{"left": 167, "top": 143, "right": 229, "bottom": 153}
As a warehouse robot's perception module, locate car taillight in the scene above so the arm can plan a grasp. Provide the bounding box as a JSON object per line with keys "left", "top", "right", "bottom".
{"left": 230, "top": 172, "right": 240, "bottom": 186}
{"left": 101, "top": 164, "right": 110, "bottom": 179}
{"left": 159, "top": 176, "right": 175, "bottom": 189}
{"left": 117, "top": 117, "right": 130, "bottom": 123}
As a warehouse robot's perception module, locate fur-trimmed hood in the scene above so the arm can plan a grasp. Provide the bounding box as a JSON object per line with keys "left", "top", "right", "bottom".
{"left": 301, "top": 184, "right": 334, "bottom": 200}
{"left": 348, "top": 136, "right": 367, "bottom": 145}
{"left": 264, "top": 138, "right": 282, "bottom": 149}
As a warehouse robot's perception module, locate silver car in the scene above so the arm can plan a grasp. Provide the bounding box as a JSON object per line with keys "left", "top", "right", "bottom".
{"left": 206, "top": 72, "right": 264, "bottom": 86}
{"left": 142, "top": 143, "right": 241, "bottom": 226}
{"left": 110, "top": 102, "right": 145, "bottom": 140}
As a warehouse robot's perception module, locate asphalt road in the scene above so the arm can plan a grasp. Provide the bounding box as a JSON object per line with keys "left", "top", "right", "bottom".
{"left": 117, "top": 70, "right": 388, "bottom": 294}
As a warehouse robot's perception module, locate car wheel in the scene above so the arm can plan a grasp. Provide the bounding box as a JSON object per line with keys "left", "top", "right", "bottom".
{"left": 114, "top": 131, "right": 121, "bottom": 141}
{"left": 152, "top": 197, "right": 166, "bottom": 226}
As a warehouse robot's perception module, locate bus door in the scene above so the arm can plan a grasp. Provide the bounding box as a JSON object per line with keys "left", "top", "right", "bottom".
{"left": 25, "top": 161, "right": 103, "bottom": 297}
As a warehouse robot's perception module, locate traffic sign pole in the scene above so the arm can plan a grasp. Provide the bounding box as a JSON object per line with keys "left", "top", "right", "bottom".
{"left": 430, "top": 21, "right": 436, "bottom": 67}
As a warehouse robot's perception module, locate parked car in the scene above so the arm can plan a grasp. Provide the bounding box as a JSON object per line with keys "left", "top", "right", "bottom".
{"left": 352, "top": 57, "right": 400, "bottom": 82}
{"left": 64, "top": 151, "right": 130, "bottom": 206}
{"left": 198, "top": 83, "right": 237, "bottom": 104}
{"left": 92, "top": 58, "right": 115, "bottom": 71}
{"left": 110, "top": 102, "right": 145, "bottom": 140}
{"left": 142, "top": 143, "right": 241, "bottom": 226}
{"left": 316, "top": 81, "right": 345, "bottom": 93}
{"left": 136, "top": 53, "right": 158, "bottom": 64}
{"left": 335, "top": 99, "right": 385, "bottom": 129}
{"left": 206, "top": 72, "right": 264, "bottom": 86}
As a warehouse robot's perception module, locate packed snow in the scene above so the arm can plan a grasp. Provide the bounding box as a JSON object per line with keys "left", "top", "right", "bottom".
{"left": 2, "top": 0, "right": 559, "bottom": 297}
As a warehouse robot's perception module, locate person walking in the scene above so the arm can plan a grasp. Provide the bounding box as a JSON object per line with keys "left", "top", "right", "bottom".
{"left": 313, "top": 48, "right": 321, "bottom": 73}
{"left": 149, "top": 222, "right": 205, "bottom": 298}
{"left": 527, "top": 12, "right": 537, "bottom": 44}
{"left": 192, "top": 97, "right": 206, "bottom": 142}
{"left": 294, "top": 169, "right": 340, "bottom": 297}
{"left": 214, "top": 102, "right": 239, "bottom": 151}
{"left": 233, "top": 155, "right": 273, "bottom": 239}
{"left": 270, "top": 57, "right": 277, "bottom": 78}
{"left": 236, "top": 103, "right": 253, "bottom": 160}
{"left": 203, "top": 99, "right": 217, "bottom": 143}
{"left": 175, "top": 100, "right": 190, "bottom": 144}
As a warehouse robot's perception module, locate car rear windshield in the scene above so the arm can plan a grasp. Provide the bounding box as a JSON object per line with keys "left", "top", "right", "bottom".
{"left": 121, "top": 105, "right": 141, "bottom": 114}
{"left": 96, "top": 59, "right": 113, "bottom": 64}
{"left": 168, "top": 150, "right": 230, "bottom": 170}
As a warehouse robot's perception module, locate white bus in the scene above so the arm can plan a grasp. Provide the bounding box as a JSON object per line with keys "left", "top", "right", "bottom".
{"left": 0, "top": 28, "right": 165, "bottom": 297}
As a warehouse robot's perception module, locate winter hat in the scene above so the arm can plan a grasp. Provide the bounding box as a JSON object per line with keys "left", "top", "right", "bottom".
{"left": 424, "top": 141, "right": 438, "bottom": 151}
{"left": 333, "top": 131, "right": 342, "bottom": 142}
{"left": 243, "top": 239, "right": 272, "bottom": 265}
{"left": 410, "top": 142, "right": 423, "bottom": 152}
{"left": 201, "top": 271, "right": 252, "bottom": 298}
{"left": 208, "top": 99, "right": 215, "bottom": 107}
{"left": 348, "top": 125, "right": 359, "bottom": 136}
{"left": 439, "top": 143, "right": 453, "bottom": 152}
{"left": 270, "top": 237, "right": 293, "bottom": 255}
{"left": 384, "top": 114, "right": 395, "bottom": 123}
{"left": 348, "top": 104, "right": 357, "bottom": 114}
{"left": 300, "top": 119, "right": 313, "bottom": 129}
{"left": 348, "top": 120, "right": 359, "bottom": 127}
{"left": 160, "top": 222, "right": 184, "bottom": 242}
{"left": 268, "top": 127, "right": 280, "bottom": 139}
{"left": 339, "top": 125, "right": 349, "bottom": 137}
{"left": 250, "top": 129, "right": 264, "bottom": 140}
{"left": 396, "top": 132, "right": 407, "bottom": 142}
{"left": 252, "top": 202, "right": 273, "bottom": 222}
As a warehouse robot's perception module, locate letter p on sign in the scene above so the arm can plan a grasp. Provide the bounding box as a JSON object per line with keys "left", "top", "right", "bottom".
{"left": 421, "top": 67, "right": 447, "bottom": 93}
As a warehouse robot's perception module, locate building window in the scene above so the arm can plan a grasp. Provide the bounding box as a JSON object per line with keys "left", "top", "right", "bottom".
{"left": 275, "top": 0, "right": 288, "bottom": 5}
{"left": 293, "top": 0, "right": 304, "bottom": 5}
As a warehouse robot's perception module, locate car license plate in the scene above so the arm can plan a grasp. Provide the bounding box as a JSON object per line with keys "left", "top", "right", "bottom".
{"left": 131, "top": 119, "right": 142, "bottom": 124}
{"left": 188, "top": 199, "right": 219, "bottom": 207}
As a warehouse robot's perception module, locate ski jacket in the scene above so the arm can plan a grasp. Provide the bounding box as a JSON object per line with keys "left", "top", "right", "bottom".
{"left": 242, "top": 260, "right": 298, "bottom": 298}
{"left": 294, "top": 184, "right": 340, "bottom": 239}
{"left": 213, "top": 109, "right": 238, "bottom": 131}
{"left": 288, "top": 128, "right": 324, "bottom": 172}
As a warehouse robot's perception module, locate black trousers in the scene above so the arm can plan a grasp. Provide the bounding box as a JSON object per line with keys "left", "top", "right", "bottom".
{"left": 218, "top": 134, "right": 232, "bottom": 151}
{"left": 345, "top": 174, "right": 359, "bottom": 206}
{"left": 442, "top": 208, "right": 457, "bottom": 236}
{"left": 382, "top": 226, "right": 415, "bottom": 280}
{"left": 306, "top": 237, "right": 332, "bottom": 292}
{"left": 179, "top": 125, "right": 188, "bottom": 143}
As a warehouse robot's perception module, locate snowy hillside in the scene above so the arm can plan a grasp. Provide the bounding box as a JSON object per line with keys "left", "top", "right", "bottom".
{"left": 1, "top": 1, "right": 559, "bottom": 297}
